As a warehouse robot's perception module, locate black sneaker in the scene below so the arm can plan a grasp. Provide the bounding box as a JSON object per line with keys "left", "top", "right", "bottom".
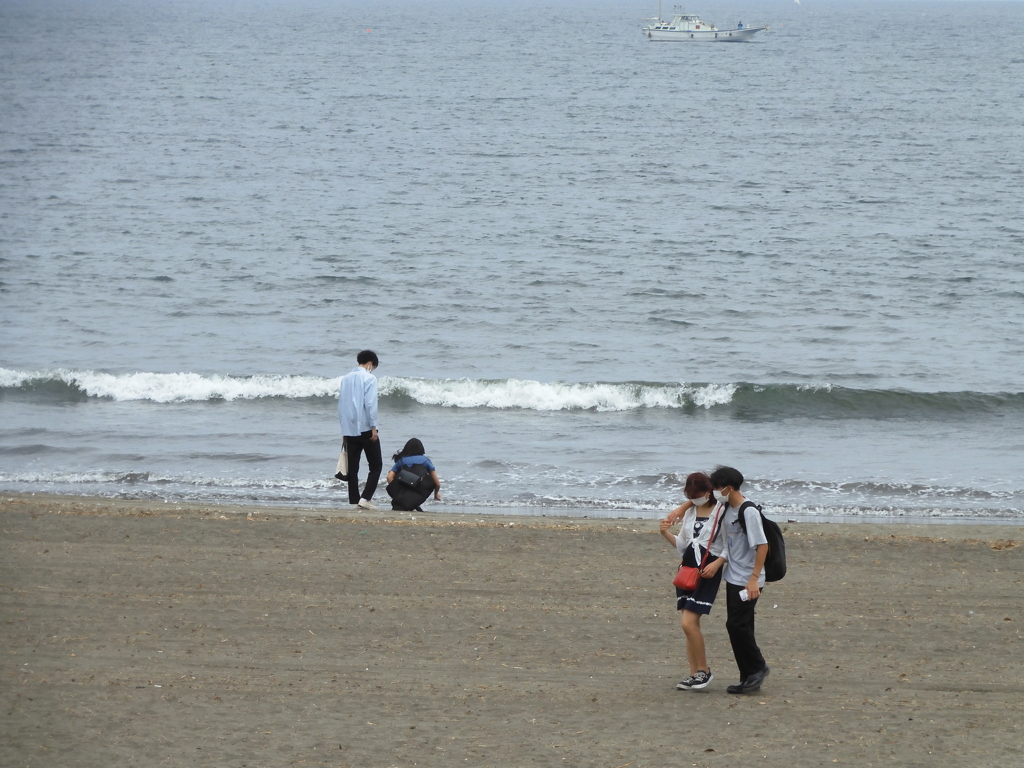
{"left": 689, "top": 669, "right": 713, "bottom": 690}
{"left": 676, "top": 674, "right": 697, "bottom": 690}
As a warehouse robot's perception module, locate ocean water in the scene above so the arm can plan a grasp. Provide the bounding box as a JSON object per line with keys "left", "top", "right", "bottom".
{"left": 2, "top": 0, "right": 1023, "bottom": 520}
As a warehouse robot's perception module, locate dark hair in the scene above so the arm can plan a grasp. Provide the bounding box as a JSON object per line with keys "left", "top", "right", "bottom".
{"left": 357, "top": 350, "right": 379, "bottom": 367}
{"left": 709, "top": 466, "right": 744, "bottom": 490}
{"left": 392, "top": 438, "right": 426, "bottom": 463}
{"left": 683, "top": 472, "right": 713, "bottom": 500}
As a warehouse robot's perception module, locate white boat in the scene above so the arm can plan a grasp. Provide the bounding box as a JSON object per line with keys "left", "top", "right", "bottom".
{"left": 643, "top": 5, "right": 767, "bottom": 42}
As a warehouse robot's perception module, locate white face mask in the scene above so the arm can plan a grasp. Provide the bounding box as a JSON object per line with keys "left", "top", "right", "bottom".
{"left": 716, "top": 488, "right": 731, "bottom": 504}
{"left": 689, "top": 495, "right": 710, "bottom": 507}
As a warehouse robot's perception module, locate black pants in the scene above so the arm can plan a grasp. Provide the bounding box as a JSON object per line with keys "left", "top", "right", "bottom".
{"left": 725, "top": 582, "right": 766, "bottom": 680}
{"left": 344, "top": 431, "right": 382, "bottom": 504}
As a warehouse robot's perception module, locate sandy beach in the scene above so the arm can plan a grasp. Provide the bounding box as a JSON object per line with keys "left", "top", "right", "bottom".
{"left": 2, "top": 493, "right": 1022, "bottom": 767}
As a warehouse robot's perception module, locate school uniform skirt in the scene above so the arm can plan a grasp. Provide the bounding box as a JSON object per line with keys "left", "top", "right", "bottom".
{"left": 674, "top": 549, "right": 724, "bottom": 615}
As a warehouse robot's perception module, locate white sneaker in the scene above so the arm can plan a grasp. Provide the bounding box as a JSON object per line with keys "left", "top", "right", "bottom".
{"left": 357, "top": 498, "right": 379, "bottom": 511}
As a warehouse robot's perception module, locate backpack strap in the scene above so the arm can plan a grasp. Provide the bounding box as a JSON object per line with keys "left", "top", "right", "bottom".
{"left": 736, "top": 500, "right": 762, "bottom": 535}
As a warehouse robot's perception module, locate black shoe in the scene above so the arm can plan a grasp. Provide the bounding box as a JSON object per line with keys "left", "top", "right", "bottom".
{"left": 726, "top": 678, "right": 747, "bottom": 694}
{"left": 334, "top": 472, "right": 347, "bottom": 481}
{"left": 676, "top": 674, "right": 697, "bottom": 691}
{"left": 740, "top": 666, "right": 770, "bottom": 693}
{"left": 689, "top": 669, "right": 713, "bottom": 690}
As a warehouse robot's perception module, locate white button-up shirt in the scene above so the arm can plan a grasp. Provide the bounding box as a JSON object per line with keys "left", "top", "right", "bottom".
{"left": 338, "top": 366, "right": 378, "bottom": 436}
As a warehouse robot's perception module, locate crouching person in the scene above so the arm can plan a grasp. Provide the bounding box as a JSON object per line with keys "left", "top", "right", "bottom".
{"left": 386, "top": 438, "right": 442, "bottom": 512}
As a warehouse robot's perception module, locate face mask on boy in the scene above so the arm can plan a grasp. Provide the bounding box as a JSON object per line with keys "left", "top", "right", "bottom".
{"left": 716, "top": 488, "right": 731, "bottom": 504}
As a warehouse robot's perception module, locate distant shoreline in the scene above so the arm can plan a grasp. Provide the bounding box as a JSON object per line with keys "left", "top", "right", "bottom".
{"left": 3, "top": 491, "right": 1022, "bottom": 529}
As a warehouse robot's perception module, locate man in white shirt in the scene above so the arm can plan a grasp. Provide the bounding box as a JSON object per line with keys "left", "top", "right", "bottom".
{"left": 338, "top": 350, "right": 381, "bottom": 510}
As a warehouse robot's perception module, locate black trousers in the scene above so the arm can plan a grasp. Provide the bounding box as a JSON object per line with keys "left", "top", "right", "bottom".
{"left": 725, "top": 582, "right": 767, "bottom": 680}
{"left": 344, "top": 431, "right": 382, "bottom": 504}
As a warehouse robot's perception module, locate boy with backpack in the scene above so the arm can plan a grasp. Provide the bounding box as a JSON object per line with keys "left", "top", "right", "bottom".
{"left": 710, "top": 466, "right": 771, "bottom": 694}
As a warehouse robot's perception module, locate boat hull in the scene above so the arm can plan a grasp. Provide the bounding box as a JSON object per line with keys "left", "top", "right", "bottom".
{"left": 645, "top": 26, "right": 765, "bottom": 42}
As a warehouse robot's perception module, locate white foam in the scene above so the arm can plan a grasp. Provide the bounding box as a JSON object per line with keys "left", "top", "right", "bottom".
{"left": 796, "top": 383, "right": 834, "bottom": 393}
{"left": 2, "top": 471, "right": 1019, "bottom": 519}
{"left": 1, "top": 368, "right": 739, "bottom": 410}
{"left": 0, "top": 367, "right": 340, "bottom": 402}
{"left": 0, "top": 368, "right": 35, "bottom": 388}
{"left": 383, "top": 377, "right": 737, "bottom": 411}
{"left": 0, "top": 470, "right": 340, "bottom": 491}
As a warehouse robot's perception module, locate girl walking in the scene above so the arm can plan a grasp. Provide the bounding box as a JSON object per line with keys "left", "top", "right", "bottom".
{"left": 661, "top": 471, "right": 727, "bottom": 690}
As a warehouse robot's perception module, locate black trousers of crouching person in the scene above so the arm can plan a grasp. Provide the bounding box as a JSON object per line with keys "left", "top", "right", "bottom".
{"left": 725, "top": 581, "right": 767, "bottom": 681}
{"left": 344, "top": 430, "right": 382, "bottom": 504}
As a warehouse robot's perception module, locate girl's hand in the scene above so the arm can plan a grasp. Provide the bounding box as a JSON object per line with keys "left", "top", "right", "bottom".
{"left": 700, "top": 561, "right": 720, "bottom": 578}
{"left": 434, "top": 492, "right": 442, "bottom": 501}
{"left": 659, "top": 518, "right": 678, "bottom": 545}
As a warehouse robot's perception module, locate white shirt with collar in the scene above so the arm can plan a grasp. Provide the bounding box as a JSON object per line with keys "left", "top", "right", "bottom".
{"left": 338, "top": 366, "right": 378, "bottom": 436}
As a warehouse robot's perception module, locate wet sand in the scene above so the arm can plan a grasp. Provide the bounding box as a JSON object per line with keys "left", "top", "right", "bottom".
{"left": 2, "top": 493, "right": 1022, "bottom": 767}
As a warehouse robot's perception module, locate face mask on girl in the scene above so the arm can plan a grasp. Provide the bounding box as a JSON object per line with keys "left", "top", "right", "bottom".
{"left": 689, "top": 495, "right": 710, "bottom": 507}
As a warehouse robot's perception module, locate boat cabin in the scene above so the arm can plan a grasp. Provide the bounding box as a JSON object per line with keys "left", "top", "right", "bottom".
{"left": 648, "top": 13, "right": 715, "bottom": 32}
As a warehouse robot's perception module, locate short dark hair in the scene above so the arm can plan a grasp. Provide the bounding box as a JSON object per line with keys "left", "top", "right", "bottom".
{"left": 709, "top": 466, "right": 744, "bottom": 490}
{"left": 683, "top": 472, "right": 713, "bottom": 499}
{"left": 357, "top": 350, "right": 379, "bottom": 367}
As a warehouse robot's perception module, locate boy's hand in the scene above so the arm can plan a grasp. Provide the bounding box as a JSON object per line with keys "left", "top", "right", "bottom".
{"left": 745, "top": 577, "right": 761, "bottom": 601}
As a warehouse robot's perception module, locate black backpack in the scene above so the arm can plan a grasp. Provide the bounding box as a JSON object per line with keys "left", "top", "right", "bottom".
{"left": 386, "top": 461, "right": 435, "bottom": 511}
{"left": 736, "top": 501, "right": 787, "bottom": 582}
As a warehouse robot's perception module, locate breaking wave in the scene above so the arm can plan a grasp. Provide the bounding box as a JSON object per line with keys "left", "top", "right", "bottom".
{"left": 2, "top": 367, "right": 1023, "bottom": 417}
{"left": 384, "top": 377, "right": 735, "bottom": 411}
{"left": 0, "top": 367, "right": 733, "bottom": 409}
{"left": 0, "top": 368, "right": 338, "bottom": 403}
